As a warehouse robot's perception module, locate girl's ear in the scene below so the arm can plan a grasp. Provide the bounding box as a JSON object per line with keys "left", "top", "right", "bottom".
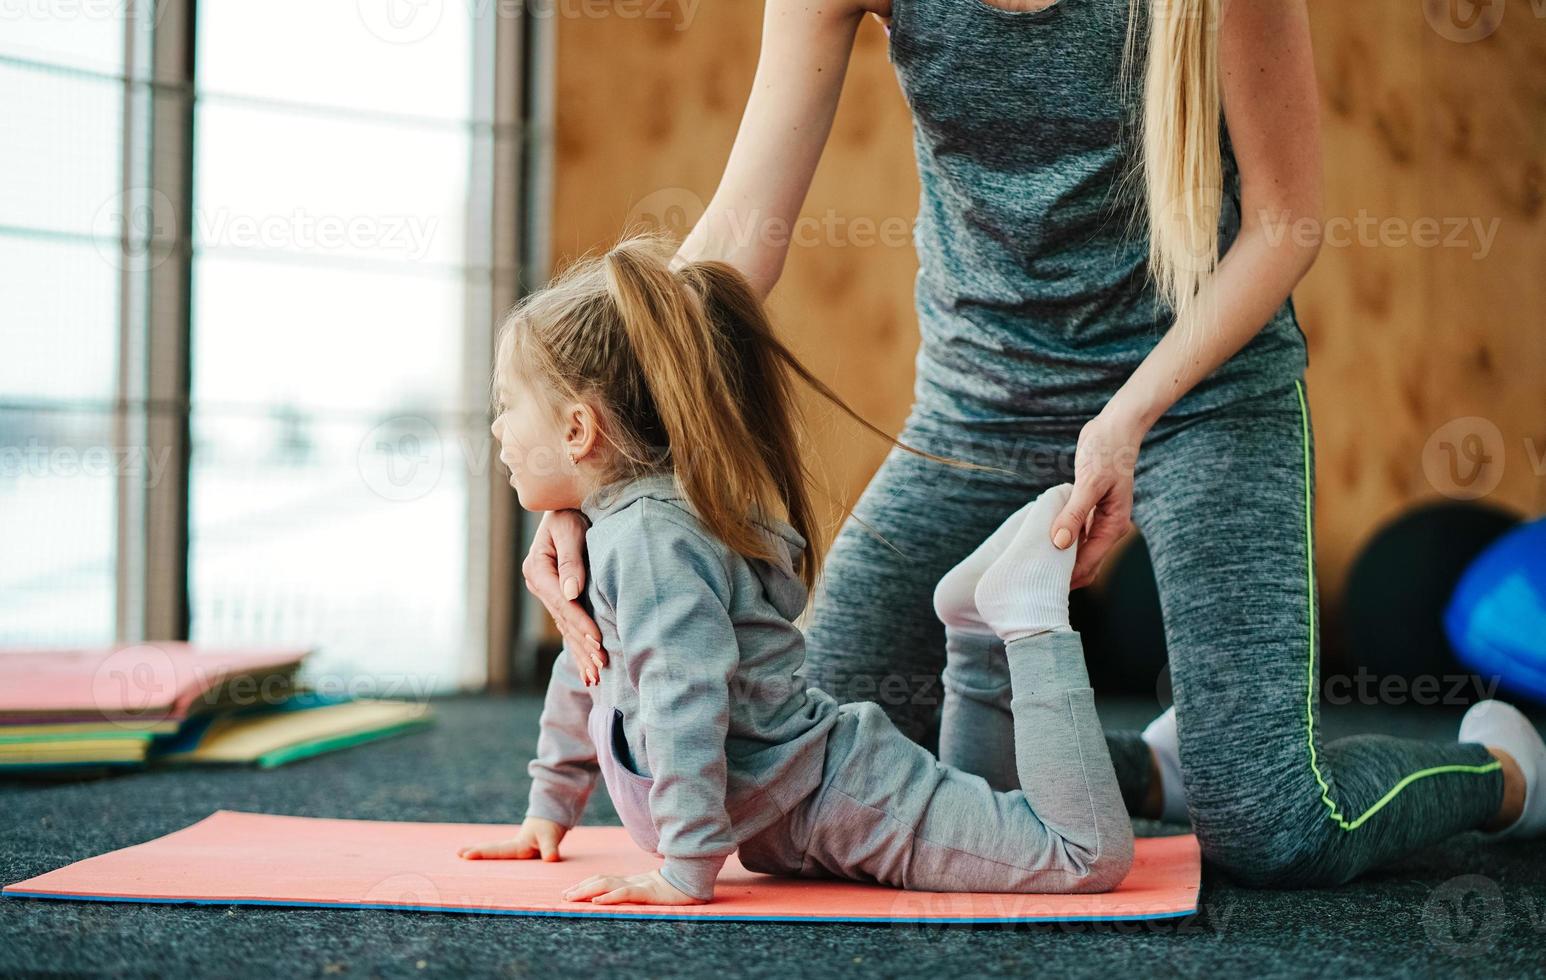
{"left": 563, "top": 402, "right": 600, "bottom": 464}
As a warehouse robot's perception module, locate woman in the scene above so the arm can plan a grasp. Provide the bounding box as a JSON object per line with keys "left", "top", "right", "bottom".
{"left": 525, "top": 0, "right": 1542, "bottom": 886}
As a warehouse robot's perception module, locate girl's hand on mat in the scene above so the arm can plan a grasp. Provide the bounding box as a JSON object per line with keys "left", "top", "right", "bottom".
{"left": 1055, "top": 409, "right": 1144, "bottom": 589}
{"left": 524, "top": 509, "right": 607, "bottom": 684}
{"left": 562, "top": 869, "right": 706, "bottom": 906}
{"left": 457, "top": 817, "right": 567, "bottom": 862}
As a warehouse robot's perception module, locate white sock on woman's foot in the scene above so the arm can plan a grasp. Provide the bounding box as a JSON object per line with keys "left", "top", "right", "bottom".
{"left": 1142, "top": 707, "right": 1190, "bottom": 824}
{"left": 932, "top": 497, "right": 1038, "bottom": 635}
{"left": 1460, "top": 700, "right": 1546, "bottom": 839}
{"left": 974, "top": 484, "right": 1077, "bottom": 641}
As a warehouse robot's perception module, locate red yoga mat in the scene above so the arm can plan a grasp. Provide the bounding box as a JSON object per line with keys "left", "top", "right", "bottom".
{"left": 3, "top": 811, "right": 1201, "bottom": 924}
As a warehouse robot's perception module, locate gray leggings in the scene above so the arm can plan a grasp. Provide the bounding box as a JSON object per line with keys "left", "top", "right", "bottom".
{"left": 741, "top": 631, "right": 1134, "bottom": 894}
{"left": 803, "top": 379, "right": 1505, "bottom": 887}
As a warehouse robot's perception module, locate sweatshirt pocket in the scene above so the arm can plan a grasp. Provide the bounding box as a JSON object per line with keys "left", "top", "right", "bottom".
{"left": 588, "top": 704, "right": 660, "bottom": 855}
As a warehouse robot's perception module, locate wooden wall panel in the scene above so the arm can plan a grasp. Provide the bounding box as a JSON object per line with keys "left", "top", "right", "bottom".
{"left": 1299, "top": 0, "right": 1546, "bottom": 599}
{"left": 549, "top": 7, "right": 919, "bottom": 540}
{"left": 550, "top": 0, "right": 1544, "bottom": 610}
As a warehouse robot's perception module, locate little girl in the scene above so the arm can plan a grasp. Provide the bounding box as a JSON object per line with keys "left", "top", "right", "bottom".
{"left": 459, "top": 236, "right": 1134, "bottom": 905}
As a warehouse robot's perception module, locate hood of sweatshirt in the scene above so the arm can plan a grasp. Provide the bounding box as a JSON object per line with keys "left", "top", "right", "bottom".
{"left": 580, "top": 472, "right": 809, "bottom": 620}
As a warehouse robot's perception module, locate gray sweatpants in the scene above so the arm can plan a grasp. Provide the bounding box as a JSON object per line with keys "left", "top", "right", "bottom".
{"left": 740, "top": 630, "right": 1134, "bottom": 893}
{"left": 803, "top": 379, "right": 1505, "bottom": 888}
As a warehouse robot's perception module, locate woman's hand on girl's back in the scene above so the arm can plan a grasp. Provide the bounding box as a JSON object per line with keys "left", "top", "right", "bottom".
{"left": 524, "top": 510, "right": 607, "bottom": 684}
{"left": 458, "top": 817, "right": 568, "bottom": 862}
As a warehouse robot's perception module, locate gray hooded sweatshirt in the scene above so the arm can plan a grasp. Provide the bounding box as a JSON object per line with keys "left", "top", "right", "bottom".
{"left": 524, "top": 474, "right": 841, "bottom": 900}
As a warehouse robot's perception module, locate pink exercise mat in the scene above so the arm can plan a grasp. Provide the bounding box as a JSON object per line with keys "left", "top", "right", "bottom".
{"left": 0, "top": 644, "right": 307, "bottom": 723}
{"left": 3, "top": 811, "right": 1201, "bottom": 924}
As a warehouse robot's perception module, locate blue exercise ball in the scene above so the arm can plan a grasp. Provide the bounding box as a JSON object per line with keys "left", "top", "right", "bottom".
{"left": 1446, "top": 517, "right": 1546, "bottom": 706}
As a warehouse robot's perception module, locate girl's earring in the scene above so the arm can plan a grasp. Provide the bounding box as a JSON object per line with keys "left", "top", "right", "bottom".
{"left": 567, "top": 449, "right": 579, "bottom": 467}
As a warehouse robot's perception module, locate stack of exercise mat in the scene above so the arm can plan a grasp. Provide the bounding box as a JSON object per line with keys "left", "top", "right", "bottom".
{"left": 0, "top": 643, "right": 433, "bottom": 774}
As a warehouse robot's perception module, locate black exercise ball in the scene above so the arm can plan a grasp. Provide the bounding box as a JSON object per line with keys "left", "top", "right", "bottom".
{"left": 1343, "top": 500, "right": 1520, "bottom": 682}
{"left": 1077, "top": 534, "right": 1168, "bottom": 697}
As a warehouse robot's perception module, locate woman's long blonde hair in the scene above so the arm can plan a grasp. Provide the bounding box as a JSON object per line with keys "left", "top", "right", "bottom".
{"left": 1124, "top": 0, "right": 1223, "bottom": 327}
{"left": 496, "top": 235, "right": 950, "bottom": 591}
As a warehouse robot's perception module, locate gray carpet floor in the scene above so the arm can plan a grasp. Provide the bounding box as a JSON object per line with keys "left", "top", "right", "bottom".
{"left": 3, "top": 696, "right": 1544, "bottom": 979}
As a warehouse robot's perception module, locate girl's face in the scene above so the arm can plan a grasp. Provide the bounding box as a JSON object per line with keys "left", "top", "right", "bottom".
{"left": 491, "top": 371, "right": 590, "bottom": 513}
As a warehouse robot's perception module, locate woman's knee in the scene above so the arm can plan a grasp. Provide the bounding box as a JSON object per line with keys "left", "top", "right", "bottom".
{"left": 1192, "top": 808, "right": 1353, "bottom": 889}
{"left": 1197, "top": 836, "right": 1300, "bottom": 889}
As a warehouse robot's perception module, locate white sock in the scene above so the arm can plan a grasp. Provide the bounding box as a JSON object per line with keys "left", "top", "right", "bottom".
{"left": 974, "top": 484, "right": 1077, "bottom": 642}
{"left": 1142, "top": 707, "right": 1190, "bottom": 824}
{"left": 932, "top": 498, "right": 1037, "bottom": 635}
{"left": 1460, "top": 700, "right": 1546, "bottom": 839}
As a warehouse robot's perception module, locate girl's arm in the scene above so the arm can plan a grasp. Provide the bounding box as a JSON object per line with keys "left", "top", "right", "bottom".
{"left": 1053, "top": 0, "right": 1324, "bottom": 584}
{"left": 459, "top": 647, "right": 596, "bottom": 862}
{"left": 564, "top": 505, "right": 743, "bottom": 905}
{"left": 525, "top": 648, "right": 602, "bottom": 827}
{"left": 676, "top": 0, "right": 881, "bottom": 297}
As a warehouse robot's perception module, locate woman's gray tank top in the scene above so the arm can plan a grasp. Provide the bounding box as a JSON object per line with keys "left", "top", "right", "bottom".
{"left": 886, "top": 0, "right": 1307, "bottom": 426}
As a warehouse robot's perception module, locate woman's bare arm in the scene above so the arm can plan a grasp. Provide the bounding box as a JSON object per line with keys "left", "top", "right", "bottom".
{"left": 1103, "top": 0, "right": 1324, "bottom": 432}
{"left": 1054, "top": 0, "right": 1324, "bottom": 582}
{"left": 676, "top": 0, "right": 880, "bottom": 297}
{"left": 530, "top": 0, "right": 881, "bottom": 654}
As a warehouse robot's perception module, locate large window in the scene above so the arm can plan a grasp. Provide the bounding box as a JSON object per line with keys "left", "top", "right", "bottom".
{"left": 0, "top": 18, "right": 130, "bottom": 646}
{"left": 1, "top": 1, "right": 531, "bottom": 692}
{"left": 188, "top": 1, "right": 492, "bottom": 691}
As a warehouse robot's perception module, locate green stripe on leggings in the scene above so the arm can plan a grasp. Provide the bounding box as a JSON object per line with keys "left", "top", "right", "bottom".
{"left": 1295, "top": 380, "right": 1500, "bottom": 832}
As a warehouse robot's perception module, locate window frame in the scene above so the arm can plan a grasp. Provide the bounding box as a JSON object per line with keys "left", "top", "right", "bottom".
{"left": 18, "top": 0, "right": 539, "bottom": 688}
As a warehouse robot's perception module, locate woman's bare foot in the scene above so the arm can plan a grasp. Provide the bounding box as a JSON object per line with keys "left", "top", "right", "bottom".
{"left": 1483, "top": 747, "right": 1525, "bottom": 833}
{"left": 1461, "top": 700, "right": 1544, "bottom": 837}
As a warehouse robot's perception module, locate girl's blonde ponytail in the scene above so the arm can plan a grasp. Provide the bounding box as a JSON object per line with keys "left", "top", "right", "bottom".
{"left": 601, "top": 241, "right": 786, "bottom": 574}
{"left": 503, "top": 235, "right": 968, "bottom": 591}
